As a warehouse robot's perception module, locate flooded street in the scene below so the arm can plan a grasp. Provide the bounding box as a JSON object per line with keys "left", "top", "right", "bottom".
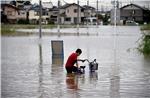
{"left": 2, "top": 26, "right": 150, "bottom": 98}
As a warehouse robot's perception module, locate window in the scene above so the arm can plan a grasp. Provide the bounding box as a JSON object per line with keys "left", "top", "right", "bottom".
{"left": 132, "top": 10, "right": 135, "bottom": 15}
{"left": 42, "top": 12, "right": 47, "bottom": 15}
{"left": 18, "top": 12, "right": 20, "bottom": 15}
{"left": 65, "top": 17, "right": 71, "bottom": 21}
{"left": 74, "top": 9, "right": 77, "bottom": 13}
{"left": 81, "top": 9, "right": 84, "bottom": 12}
{"left": 34, "top": 11, "right": 39, "bottom": 16}
{"left": 19, "top": 11, "right": 25, "bottom": 15}
{"left": 7, "top": 11, "right": 12, "bottom": 16}
{"left": 133, "top": 17, "right": 135, "bottom": 21}
{"left": 22, "top": 12, "right": 25, "bottom": 14}
{"left": 67, "top": 9, "right": 69, "bottom": 13}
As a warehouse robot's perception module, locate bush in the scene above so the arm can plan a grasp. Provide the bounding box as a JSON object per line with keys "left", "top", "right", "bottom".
{"left": 138, "top": 34, "right": 150, "bottom": 56}
{"left": 142, "top": 35, "right": 150, "bottom": 55}
{"left": 138, "top": 24, "right": 150, "bottom": 56}
{"left": 141, "top": 24, "right": 150, "bottom": 30}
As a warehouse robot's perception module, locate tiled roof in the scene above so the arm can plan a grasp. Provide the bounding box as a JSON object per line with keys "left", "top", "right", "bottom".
{"left": 120, "top": 3, "right": 149, "bottom": 10}
{"left": 60, "top": 3, "right": 83, "bottom": 9}
{"left": 82, "top": 5, "right": 95, "bottom": 10}
{"left": 1, "top": 4, "right": 19, "bottom": 10}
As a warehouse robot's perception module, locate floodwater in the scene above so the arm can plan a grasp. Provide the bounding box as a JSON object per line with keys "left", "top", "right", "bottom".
{"left": 1, "top": 26, "right": 150, "bottom": 98}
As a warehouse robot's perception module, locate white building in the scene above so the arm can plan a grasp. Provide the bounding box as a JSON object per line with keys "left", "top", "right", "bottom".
{"left": 59, "top": 3, "right": 85, "bottom": 24}
{"left": 28, "top": 5, "right": 49, "bottom": 24}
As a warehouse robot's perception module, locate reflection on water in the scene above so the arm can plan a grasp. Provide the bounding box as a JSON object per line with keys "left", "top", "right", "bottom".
{"left": 38, "top": 43, "right": 44, "bottom": 98}
{"left": 89, "top": 72, "right": 98, "bottom": 80}
{"left": 110, "top": 76, "right": 120, "bottom": 98}
{"left": 89, "top": 72, "right": 98, "bottom": 84}
{"left": 51, "top": 56, "right": 64, "bottom": 76}
{"left": 52, "top": 57, "right": 64, "bottom": 65}
{"left": 66, "top": 74, "right": 78, "bottom": 90}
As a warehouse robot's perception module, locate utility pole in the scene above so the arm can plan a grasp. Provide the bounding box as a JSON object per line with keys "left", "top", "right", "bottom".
{"left": 96, "top": 0, "right": 99, "bottom": 36}
{"left": 87, "top": 0, "right": 89, "bottom": 35}
{"left": 96, "top": 0, "right": 99, "bottom": 26}
{"left": 16, "top": 0, "right": 18, "bottom": 7}
{"left": 113, "top": 0, "right": 117, "bottom": 69}
{"left": 77, "top": 0, "right": 79, "bottom": 35}
{"left": 87, "top": 0, "right": 89, "bottom": 6}
{"left": 57, "top": 0, "right": 60, "bottom": 36}
{"left": 39, "top": 0, "right": 42, "bottom": 38}
{"left": 114, "top": 0, "right": 117, "bottom": 27}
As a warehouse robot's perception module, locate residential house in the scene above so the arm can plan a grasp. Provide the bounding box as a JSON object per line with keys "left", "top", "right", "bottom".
{"left": 17, "top": 2, "right": 32, "bottom": 22}
{"left": 17, "top": 8, "right": 27, "bottom": 20}
{"left": 1, "top": 4, "right": 18, "bottom": 23}
{"left": 83, "top": 5, "right": 96, "bottom": 17}
{"left": 82, "top": 5, "right": 97, "bottom": 24}
{"left": 59, "top": 3, "right": 85, "bottom": 24}
{"left": 28, "top": 2, "right": 54, "bottom": 24}
{"left": 28, "top": 5, "right": 49, "bottom": 24}
{"left": 48, "top": 6, "right": 59, "bottom": 24}
{"left": 120, "top": 3, "right": 150, "bottom": 24}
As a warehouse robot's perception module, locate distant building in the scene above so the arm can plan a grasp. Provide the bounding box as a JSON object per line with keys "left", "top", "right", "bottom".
{"left": 83, "top": 5, "right": 97, "bottom": 25}
{"left": 17, "top": 1, "right": 32, "bottom": 22}
{"left": 48, "top": 6, "right": 59, "bottom": 24}
{"left": 83, "top": 5, "right": 96, "bottom": 17}
{"left": 1, "top": 4, "right": 18, "bottom": 23}
{"left": 59, "top": 3, "right": 85, "bottom": 24}
{"left": 28, "top": 5, "right": 49, "bottom": 24}
{"left": 1, "top": 1, "right": 99, "bottom": 25}
{"left": 17, "top": 8, "right": 27, "bottom": 20}
{"left": 120, "top": 3, "right": 150, "bottom": 24}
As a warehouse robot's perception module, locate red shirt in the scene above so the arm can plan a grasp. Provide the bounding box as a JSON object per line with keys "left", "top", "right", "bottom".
{"left": 65, "top": 53, "right": 78, "bottom": 67}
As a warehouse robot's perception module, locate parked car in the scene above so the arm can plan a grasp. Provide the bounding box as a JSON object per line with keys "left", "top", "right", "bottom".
{"left": 126, "top": 21, "right": 139, "bottom": 26}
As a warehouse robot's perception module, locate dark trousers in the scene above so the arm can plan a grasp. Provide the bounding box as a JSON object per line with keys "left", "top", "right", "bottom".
{"left": 66, "top": 66, "right": 78, "bottom": 73}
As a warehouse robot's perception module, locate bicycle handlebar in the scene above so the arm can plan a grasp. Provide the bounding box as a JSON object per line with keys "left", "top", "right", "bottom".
{"left": 84, "top": 59, "right": 97, "bottom": 63}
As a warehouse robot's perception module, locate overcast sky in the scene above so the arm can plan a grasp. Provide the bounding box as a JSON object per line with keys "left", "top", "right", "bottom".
{"left": 1, "top": 0, "right": 150, "bottom": 9}
{"left": 30, "top": 0, "right": 150, "bottom": 9}
{"left": 30, "top": 0, "right": 150, "bottom": 4}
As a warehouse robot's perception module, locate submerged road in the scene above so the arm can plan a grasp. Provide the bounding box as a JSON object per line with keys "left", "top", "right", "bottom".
{"left": 2, "top": 26, "right": 150, "bottom": 98}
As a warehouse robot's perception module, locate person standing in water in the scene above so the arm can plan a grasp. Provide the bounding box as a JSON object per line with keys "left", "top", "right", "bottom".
{"left": 65, "top": 49, "right": 85, "bottom": 73}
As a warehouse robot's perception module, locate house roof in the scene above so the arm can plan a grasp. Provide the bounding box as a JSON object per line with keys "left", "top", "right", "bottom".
{"left": 82, "top": 5, "right": 95, "bottom": 10}
{"left": 29, "top": 4, "right": 48, "bottom": 12}
{"left": 1, "top": 4, "right": 19, "bottom": 10}
{"left": 120, "top": 3, "right": 148, "bottom": 10}
{"left": 49, "top": 6, "right": 59, "bottom": 11}
{"left": 60, "top": 3, "right": 83, "bottom": 9}
{"left": 9, "top": 1, "right": 32, "bottom": 7}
